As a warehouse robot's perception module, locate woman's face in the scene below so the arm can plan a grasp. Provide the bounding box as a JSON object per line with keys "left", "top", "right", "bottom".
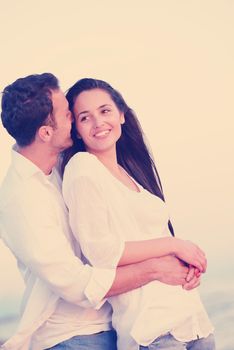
{"left": 73, "top": 88, "right": 125, "bottom": 155}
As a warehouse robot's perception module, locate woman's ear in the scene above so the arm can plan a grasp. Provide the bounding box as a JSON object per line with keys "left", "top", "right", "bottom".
{"left": 120, "top": 113, "right": 125, "bottom": 125}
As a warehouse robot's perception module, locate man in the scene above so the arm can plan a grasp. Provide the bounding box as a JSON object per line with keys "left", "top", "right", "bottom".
{"left": 0, "top": 73, "right": 199, "bottom": 350}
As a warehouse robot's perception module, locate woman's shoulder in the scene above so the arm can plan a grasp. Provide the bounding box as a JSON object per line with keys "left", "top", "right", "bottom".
{"left": 64, "top": 152, "right": 103, "bottom": 179}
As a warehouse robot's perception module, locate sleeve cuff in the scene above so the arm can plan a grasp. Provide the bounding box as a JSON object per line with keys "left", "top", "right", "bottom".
{"left": 84, "top": 267, "right": 116, "bottom": 309}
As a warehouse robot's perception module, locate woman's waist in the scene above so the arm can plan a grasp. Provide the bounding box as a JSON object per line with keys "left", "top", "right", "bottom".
{"left": 109, "top": 281, "right": 201, "bottom": 319}
{"left": 109, "top": 283, "right": 206, "bottom": 346}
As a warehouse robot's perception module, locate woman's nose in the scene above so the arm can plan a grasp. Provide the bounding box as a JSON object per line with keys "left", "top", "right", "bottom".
{"left": 93, "top": 115, "right": 104, "bottom": 128}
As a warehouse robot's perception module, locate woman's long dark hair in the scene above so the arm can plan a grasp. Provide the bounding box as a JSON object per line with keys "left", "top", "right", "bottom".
{"left": 62, "top": 78, "right": 174, "bottom": 236}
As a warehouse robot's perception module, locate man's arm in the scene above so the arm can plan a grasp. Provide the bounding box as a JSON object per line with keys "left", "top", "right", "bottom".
{"left": 63, "top": 175, "right": 202, "bottom": 299}
{"left": 106, "top": 255, "right": 196, "bottom": 297}
{"left": 1, "top": 182, "right": 198, "bottom": 312}
{"left": 1, "top": 189, "right": 116, "bottom": 309}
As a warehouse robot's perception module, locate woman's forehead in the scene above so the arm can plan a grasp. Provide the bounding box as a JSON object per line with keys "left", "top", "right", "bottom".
{"left": 74, "top": 88, "right": 114, "bottom": 111}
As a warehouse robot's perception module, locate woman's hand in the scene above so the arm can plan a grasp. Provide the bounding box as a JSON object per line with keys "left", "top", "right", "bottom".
{"left": 182, "top": 265, "right": 201, "bottom": 290}
{"left": 173, "top": 238, "right": 207, "bottom": 273}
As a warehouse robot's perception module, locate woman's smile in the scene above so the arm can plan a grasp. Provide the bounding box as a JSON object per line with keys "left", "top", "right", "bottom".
{"left": 73, "top": 88, "right": 124, "bottom": 155}
{"left": 93, "top": 128, "right": 112, "bottom": 138}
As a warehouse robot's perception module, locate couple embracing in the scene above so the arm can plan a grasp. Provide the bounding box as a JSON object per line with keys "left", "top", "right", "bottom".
{"left": 0, "top": 73, "right": 215, "bottom": 349}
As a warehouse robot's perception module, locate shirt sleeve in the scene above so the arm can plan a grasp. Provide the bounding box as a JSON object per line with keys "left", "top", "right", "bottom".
{"left": 0, "top": 185, "right": 115, "bottom": 309}
{"left": 63, "top": 174, "right": 125, "bottom": 270}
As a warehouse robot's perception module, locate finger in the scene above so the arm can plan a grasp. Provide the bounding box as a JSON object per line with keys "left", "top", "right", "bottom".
{"left": 192, "top": 259, "right": 203, "bottom": 273}
{"left": 195, "top": 268, "right": 201, "bottom": 277}
{"left": 199, "top": 256, "right": 207, "bottom": 273}
{"left": 184, "top": 279, "right": 200, "bottom": 290}
{"left": 183, "top": 277, "right": 201, "bottom": 290}
{"left": 186, "top": 266, "right": 195, "bottom": 282}
{"left": 202, "top": 256, "right": 207, "bottom": 272}
{"left": 197, "top": 250, "right": 207, "bottom": 272}
{"left": 195, "top": 251, "right": 207, "bottom": 273}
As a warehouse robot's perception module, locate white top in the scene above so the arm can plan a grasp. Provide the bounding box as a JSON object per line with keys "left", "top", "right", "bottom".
{"left": 0, "top": 148, "right": 115, "bottom": 350}
{"left": 63, "top": 152, "right": 213, "bottom": 350}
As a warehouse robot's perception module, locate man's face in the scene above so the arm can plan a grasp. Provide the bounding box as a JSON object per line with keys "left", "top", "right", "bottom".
{"left": 50, "top": 89, "right": 73, "bottom": 152}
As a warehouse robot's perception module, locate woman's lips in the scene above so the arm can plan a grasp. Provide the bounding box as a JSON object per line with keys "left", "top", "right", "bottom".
{"left": 93, "top": 129, "right": 111, "bottom": 138}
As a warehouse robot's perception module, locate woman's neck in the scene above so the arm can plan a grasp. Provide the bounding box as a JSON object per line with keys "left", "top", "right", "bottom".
{"left": 89, "top": 147, "right": 140, "bottom": 192}
{"left": 90, "top": 148, "right": 120, "bottom": 175}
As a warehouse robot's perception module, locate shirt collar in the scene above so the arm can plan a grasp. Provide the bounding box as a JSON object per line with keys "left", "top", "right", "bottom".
{"left": 11, "top": 144, "right": 49, "bottom": 181}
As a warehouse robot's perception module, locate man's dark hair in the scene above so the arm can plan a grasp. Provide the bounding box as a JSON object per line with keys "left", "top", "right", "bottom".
{"left": 1, "top": 73, "right": 59, "bottom": 146}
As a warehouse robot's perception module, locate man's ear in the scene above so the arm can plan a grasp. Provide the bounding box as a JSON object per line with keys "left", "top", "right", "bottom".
{"left": 37, "top": 125, "right": 53, "bottom": 142}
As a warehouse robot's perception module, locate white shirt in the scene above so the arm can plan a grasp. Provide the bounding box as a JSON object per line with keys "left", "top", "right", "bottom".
{"left": 0, "top": 149, "right": 115, "bottom": 350}
{"left": 63, "top": 152, "right": 213, "bottom": 350}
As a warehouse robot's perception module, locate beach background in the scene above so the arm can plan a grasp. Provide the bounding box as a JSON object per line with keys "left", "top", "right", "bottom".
{"left": 0, "top": 1, "right": 233, "bottom": 348}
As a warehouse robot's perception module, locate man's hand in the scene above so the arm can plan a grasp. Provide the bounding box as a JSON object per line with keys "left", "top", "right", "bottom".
{"left": 106, "top": 255, "right": 201, "bottom": 297}
{"left": 149, "top": 255, "right": 202, "bottom": 290}
{"left": 148, "top": 256, "right": 202, "bottom": 290}
{"left": 150, "top": 257, "right": 202, "bottom": 290}
{"left": 149, "top": 255, "right": 190, "bottom": 285}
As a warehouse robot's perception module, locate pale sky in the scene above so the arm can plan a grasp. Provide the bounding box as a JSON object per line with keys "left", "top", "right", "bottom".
{"left": 0, "top": 0, "right": 233, "bottom": 302}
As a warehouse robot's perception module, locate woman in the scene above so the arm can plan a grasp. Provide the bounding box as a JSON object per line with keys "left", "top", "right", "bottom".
{"left": 61, "top": 78, "right": 215, "bottom": 350}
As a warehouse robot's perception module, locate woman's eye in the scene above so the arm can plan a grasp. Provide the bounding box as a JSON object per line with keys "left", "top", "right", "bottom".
{"left": 80, "top": 115, "right": 89, "bottom": 122}
{"left": 102, "top": 109, "right": 111, "bottom": 114}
